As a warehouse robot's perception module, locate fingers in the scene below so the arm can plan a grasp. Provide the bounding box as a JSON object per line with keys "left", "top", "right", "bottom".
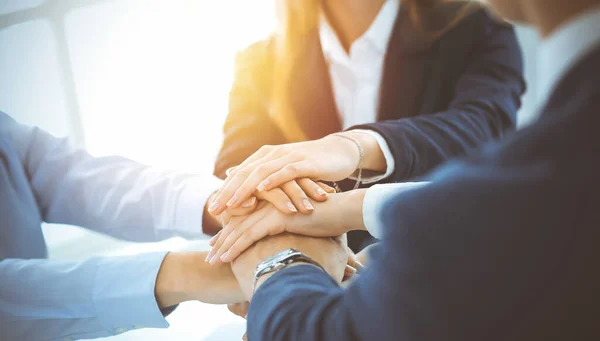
{"left": 255, "top": 187, "right": 298, "bottom": 214}
{"left": 297, "top": 178, "right": 329, "bottom": 202}
{"left": 209, "top": 206, "right": 271, "bottom": 265}
{"left": 229, "top": 197, "right": 258, "bottom": 214}
{"left": 213, "top": 156, "right": 294, "bottom": 213}
{"left": 255, "top": 161, "right": 315, "bottom": 193}
{"left": 227, "top": 302, "right": 249, "bottom": 318}
{"left": 346, "top": 247, "right": 364, "bottom": 272}
{"left": 281, "top": 180, "right": 314, "bottom": 213}
{"left": 209, "top": 146, "right": 277, "bottom": 215}
{"left": 208, "top": 230, "right": 222, "bottom": 247}
{"left": 220, "top": 215, "right": 285, "bottom": 263}
{"left": 228, "top": 156, "right": 299, "bottom": 209}
{"left": 318, "top": 181, "right": 337, "bottom": 193}
{"left": 343, "top": 264, "right": 358, "bottom": 281}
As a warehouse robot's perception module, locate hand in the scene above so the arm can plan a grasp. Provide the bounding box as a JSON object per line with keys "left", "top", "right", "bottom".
{"left": 206, "top": 189, "right": 367, "bottom": 265}
{"left": 208, "top": 179, "right": 335, "bottom": 234}
{"left": 230, "top": 233, "right": 348, "bottom": 300}
{"left": 208, "top": 131, "right": 384, "bottom": 215}
{"left": 227, "top": 302, "right": 250, "bottom": 341}
{"left": 254, "top": 178, "right": 335, "bottom": 214}
{"left": 154, "top": 252, "right": 246, "bottom": 308}
{"left": 356, "top": 243, "right": 377, "bottom": 267}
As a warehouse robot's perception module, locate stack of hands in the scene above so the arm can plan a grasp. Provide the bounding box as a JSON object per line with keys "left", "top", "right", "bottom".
{"left": 201, "top": 135, "right": 378, "bottom": 330}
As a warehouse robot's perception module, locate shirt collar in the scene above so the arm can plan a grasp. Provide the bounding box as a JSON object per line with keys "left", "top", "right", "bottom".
{"left": 537, "top": 5, "right": 600, "bottom": 109}
{"left": 319, "top": 0, "right": 400, "bottom": 63}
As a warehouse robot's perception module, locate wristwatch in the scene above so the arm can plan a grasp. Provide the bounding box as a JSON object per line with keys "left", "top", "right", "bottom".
{"left": 252, "top": 248, "right": 324, "bottom": 292}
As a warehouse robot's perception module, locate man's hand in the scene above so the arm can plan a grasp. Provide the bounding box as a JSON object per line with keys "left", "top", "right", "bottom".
{"left": 230, "top": 233, "right": 348, "bottom": 300}
{"left": 154, "top": 252, "right": 246, "bottom": 308}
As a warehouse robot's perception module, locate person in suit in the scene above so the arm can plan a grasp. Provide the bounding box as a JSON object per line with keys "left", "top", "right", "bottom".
{"left": 216, "top": 0, "right": 600, "bottom": 339}
{"left": 210, "top": 0, "right": 525, "bottom": 249}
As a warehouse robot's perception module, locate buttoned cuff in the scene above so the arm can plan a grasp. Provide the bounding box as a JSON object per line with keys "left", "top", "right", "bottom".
{"left": 363, "top": 182, "right": 431, "bottom": 239}
{"left": 93, "top": 252, "right": 171, "bottom": 335}
{"left": 173, "top": 176, "right": 222, "bottom": 238}
{"left": 349, "top": 130, "right": 395, "bottom": 184}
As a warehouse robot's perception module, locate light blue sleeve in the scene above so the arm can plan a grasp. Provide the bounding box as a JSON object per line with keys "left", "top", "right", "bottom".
{"left": 0, "top": 252, "right": 171, "bottom": 341}
{"left": 362, "top": 182, "right": 431, "bottom": 239}
{"left": 7, "top": 114, "right": 221, "bottom": 241}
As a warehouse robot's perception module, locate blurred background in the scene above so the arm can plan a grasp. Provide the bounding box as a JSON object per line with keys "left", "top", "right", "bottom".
{"left": 0, "top": 0, "right": 542, "bottom": 339}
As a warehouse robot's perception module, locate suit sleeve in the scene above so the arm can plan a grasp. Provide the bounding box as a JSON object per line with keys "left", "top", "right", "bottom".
{"left": 351, "top": 17, "right": 526, "bottom": 182}
{"left": 213, "top": 39, "right": 287, "bottom": 179}
{"left": 246, "top": 154, "right": 586, "bottom": 341}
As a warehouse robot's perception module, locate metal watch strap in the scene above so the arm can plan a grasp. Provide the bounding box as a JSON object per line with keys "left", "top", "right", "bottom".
{"left": 252, "top": 250, "right": 325, "bottom": 293}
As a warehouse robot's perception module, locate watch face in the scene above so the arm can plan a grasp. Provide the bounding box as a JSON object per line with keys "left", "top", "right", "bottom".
{"left": 257, "top": 249, "right": 300, "bottom": 271}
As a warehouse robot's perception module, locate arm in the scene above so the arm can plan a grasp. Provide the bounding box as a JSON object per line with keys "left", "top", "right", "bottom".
{"left": 214, "top": 38, "right": 287, "bottom": 179}
{"left": 351, "top": 16, "right": 526, "bottom": 182}
{"left": 5, "top": 113, "right": 220, "bottom": 241}
{"left": 0, "top": 251, "right": 244, "bottom": 341}
{"left": 242, "top": 154, "right": 585, "bottom": 340}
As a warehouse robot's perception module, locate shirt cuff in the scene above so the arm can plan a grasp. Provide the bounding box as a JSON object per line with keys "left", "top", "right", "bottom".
{"left": 363, "top": 182, "right": 431, "bottom": 239}
{"left": 349, "top": 129, "right": 395, "bottom": 184}
{"left": 172, "top": 176, "right": 222, "bottom": 238}
{"left": 93, "top": 252, "right": 171, "bottom": 335}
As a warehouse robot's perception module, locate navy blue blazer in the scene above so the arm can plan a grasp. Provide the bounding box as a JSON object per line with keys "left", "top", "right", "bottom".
{"left": 246, "top": 43, "right": 600, "bottom": 341}
{"left": 214, "top": 2, "right": 525, "bottom": 181}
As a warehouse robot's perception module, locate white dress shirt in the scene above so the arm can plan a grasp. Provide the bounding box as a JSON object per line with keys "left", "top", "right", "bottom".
{"left": 320, "top": 0, "right": 399, "bottom": 184}
{"left": 361, "top": 5, "right": 600, "bottom": 239}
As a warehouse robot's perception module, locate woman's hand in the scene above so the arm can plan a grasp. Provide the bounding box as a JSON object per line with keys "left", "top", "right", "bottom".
{"left": 208, "top": 132, "right": 384, "bottom": 215}
{"left": 206, "top": 189, "right": 367, "bottom": 265}
{"left": 210, "top": 178, "right": 335, "bottom": 234}
{"left": 254, "top": 178, "right": 335, "bottom": 214}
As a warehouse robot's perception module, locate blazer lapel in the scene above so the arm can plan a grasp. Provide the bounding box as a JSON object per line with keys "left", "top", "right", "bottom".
{"left": 290, "top": 32, "right": 342, "bottom": 140}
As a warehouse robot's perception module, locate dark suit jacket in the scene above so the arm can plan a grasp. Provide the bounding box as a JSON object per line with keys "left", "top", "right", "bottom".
{"left": 246, "top": 44, "right": 600, "bottom": 341}
{"left": 214, "top": 2, "right": 525, "bottom": 182}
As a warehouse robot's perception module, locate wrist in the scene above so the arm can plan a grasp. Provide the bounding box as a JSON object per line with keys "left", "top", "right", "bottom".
{"left": 253, "top": 262, "right": 321, "bottom": 293}
{"left": 342, "top": 131, "right": 387, "bottom": 173}
{"left": 330, "top": 189, "right": 368, "bottom": 232}
{"left": 155, "top": 253, "right": 193, "bottom": 309}
{"left": 156, "top": 252, "right": 245, "bottom": 308}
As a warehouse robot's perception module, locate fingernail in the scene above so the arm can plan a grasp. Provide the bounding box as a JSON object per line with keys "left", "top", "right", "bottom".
{"left": 208, "top": 201, "right": 220, "bottom": 212}
{"left": 209, "top": 254, "right": 219, "bottom": 265}
{"left": 316, "top": 188, "right": 327, "bottom": 196}
{"left": 220, "top": 251, "right": 230, "bottom": 262}
{"left": 256, "top": 180, "right": 270, "bottom": 192}
{"left": 241, "top": 197, "right": 256, "bottom": 208}
{"left": 302, "top": 199, "right": 314, "bottom": 211}
{"left": 205, "top": 251, "right": 214, "bottom": 262}
{"left": 286, "top": 202, "right": 298, "bottom": 212}
{"left": 227, "top": 195, "right": 239, "bottom": 207}
{"left": 354, "top": 261, "right": 365, "bottom": 271}
{"left": 345, "top": 265, "right": 357, "bottom": 275}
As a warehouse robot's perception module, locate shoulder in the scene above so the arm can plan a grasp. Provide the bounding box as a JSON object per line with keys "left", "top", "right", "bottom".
{"left": 233, "top": 36, "right": 275, "bottom": 74}
{"left": 436, "top": 2, "right": 514, "bottom": 37}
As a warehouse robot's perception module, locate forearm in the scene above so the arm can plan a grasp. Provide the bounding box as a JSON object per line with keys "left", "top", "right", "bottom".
{"left": 248, "top": 265, "right": 357, "bottom": 341}
{"left": 156, "top": 252, "right": 244, "bottom": 308}
{"left": 0, "top": 251, "right": 243, "bottom": 340}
